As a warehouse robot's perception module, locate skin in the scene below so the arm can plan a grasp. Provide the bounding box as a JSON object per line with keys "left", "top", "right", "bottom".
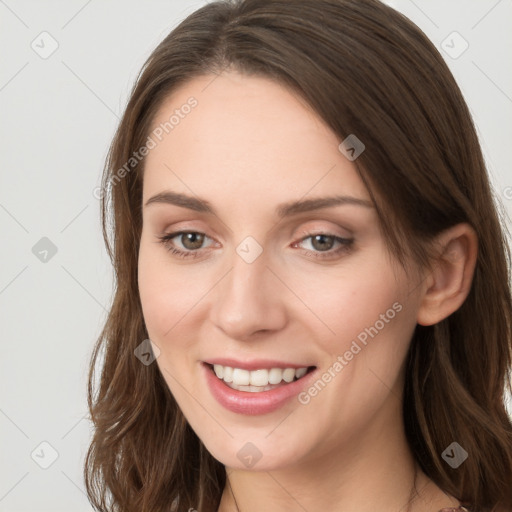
{"left": 137, "top": 70, "right": 478, "bottom": 511}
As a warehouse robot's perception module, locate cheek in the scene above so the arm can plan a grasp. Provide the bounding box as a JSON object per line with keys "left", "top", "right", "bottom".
{"left": 295, "top": 278, "right": 415, "bottom": 444}
{"left": 138, "top": 238, "right": 219, "bottom": 368}
{"left": 138, "top": 240, "right": 189, "bottom": 343}
{"left": 288, "top": 259, "right": 408, "bottom": 356}
{"left": 138, "top": 244, "right": 202, "bottom": 400}
{"left": 291, "top": 253, "right": 417, "bottom": 414}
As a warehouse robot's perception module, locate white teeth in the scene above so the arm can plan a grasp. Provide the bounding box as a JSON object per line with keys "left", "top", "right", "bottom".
{"left": 213, "top": 364, "right": 223, "bottom": 379}
{"left": 282, "top": 368, "right": 295, "bottom": 383}
{"left": 268, "top": 368, "right": 283, "bottom": 384}
{"left": 226, "top": 383, "right": 277, "bottom": 392}
{"left": 295, "top": 367, "right": 307, "bottom": 379}
{"left": 210, "top": 364, "right": 310, "bottom": 389}
{"left": 232, "top": 368, "right": 250, "bottom": 386}
{"left": 223, "top": 366, "right": 233, "bottom": 382}
{"left": 250, "top": 369, "right": 269, "bottom": 386}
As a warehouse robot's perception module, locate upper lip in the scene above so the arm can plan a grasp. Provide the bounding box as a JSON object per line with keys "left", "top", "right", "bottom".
{"left": 203, "top": 358, "right": 316, "bottom": 371}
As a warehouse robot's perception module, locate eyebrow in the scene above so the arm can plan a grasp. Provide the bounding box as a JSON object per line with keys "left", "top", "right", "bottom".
{"left": 144, "top": 190, "right": 373, "bottom": 217}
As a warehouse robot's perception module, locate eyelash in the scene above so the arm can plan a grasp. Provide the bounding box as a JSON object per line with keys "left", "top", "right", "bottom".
{"left": 156, "top": 231, "right": 354, "bottom": 261}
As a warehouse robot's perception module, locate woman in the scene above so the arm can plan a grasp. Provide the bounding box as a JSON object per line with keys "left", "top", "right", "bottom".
{"left": 84, "top": 0, "right": 512, "bottom": 511}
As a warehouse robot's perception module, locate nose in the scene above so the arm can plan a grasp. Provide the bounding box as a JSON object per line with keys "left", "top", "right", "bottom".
{"left": 209, "top": 249, "right": 288, "bottom": 341}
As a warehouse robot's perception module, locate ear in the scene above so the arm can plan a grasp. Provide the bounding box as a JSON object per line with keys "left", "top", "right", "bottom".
{"left": 416, "top": 223, "right": 478, "bottom": 326}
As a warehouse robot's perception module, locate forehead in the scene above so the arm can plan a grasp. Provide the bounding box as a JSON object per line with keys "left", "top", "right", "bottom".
{"left": 143, "top": 71, "right": 371, "bottom": 208}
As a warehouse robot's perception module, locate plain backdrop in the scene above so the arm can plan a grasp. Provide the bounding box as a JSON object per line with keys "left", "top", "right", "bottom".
{"left": 1, "top": 1, "right": 511, "bottom": 510}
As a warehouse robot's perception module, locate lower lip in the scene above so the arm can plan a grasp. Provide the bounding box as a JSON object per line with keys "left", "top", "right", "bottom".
{"left": 202, "top": 363, "right": 317, "bottom": 415}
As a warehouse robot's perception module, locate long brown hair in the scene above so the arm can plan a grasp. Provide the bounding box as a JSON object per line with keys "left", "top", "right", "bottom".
{"left": 84, "top": 1, "right": 512, "bottom": 510}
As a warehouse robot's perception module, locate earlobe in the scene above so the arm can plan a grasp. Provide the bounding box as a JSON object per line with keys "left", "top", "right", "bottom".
{"left": 416, "top": 223, "right": 478, "bottom": 326}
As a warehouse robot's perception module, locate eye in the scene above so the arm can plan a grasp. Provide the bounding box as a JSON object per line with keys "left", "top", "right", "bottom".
{"left": 156, "top": 231, "right": 354, "bottom": 261}
{"left": 293, "top": 233, "right": 354, "bottom": 260}
{"left": 156, "top": 231, "right": 215, "bottom": 259}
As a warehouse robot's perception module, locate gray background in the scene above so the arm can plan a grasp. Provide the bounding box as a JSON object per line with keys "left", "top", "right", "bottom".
{"left": 1, "top": 0, "right": 511, "bottom": 510}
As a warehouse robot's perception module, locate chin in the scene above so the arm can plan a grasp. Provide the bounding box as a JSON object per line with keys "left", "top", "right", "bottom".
{"left": 199, "top": 430, "right": 311, "bottom": 471}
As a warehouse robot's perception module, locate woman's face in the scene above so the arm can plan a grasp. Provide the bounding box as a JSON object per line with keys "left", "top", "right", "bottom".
{"left": 138, "top": 70, "right": 425, "bottom": 470}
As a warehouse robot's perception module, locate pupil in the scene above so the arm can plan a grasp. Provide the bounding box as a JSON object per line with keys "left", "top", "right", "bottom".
{"left": 183, "top": 233, "right": 204, "bottom": 250}
{"left": 311, "top": 234, "right": 334, "bottom": 251}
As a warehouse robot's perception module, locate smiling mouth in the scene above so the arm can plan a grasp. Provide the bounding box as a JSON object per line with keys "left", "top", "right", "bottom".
{"left": 206, "top": 363, "right": 316, "bottom": 393}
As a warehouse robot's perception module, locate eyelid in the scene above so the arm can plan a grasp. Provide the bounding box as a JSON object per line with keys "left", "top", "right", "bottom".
{"left": 293, "top": 222, "right": 353, "bottom": 239}
{"left": 292, "top": 233, "right": 353, "bottom": 252}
